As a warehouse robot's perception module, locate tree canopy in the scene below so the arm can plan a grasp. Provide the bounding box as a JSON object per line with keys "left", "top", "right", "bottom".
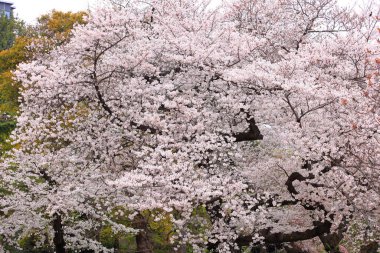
{"left": 0, "top": 1, "right": 379, "bottom": 253}
{"left": 0, "top": 12, "right": 24, "bottom": 51}
{"left": 0, "top": 10, "right": 87, "bottom": 155}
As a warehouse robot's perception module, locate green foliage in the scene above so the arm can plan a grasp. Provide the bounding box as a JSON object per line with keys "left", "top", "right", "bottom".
{"left": 37, "top": 11, "right": 87, "bottom": 38}
{"left": 99, "top": 226, "right": 118, "bottom": 249}
{"left": 0, "top": 185, "right": 11, "bottom": 197}
{"left": 0, "top": 10, "right": 92, "bottom": 253}
{"left": 18, "top": 232, "right": 51, "bottom": 253}
{"left": 0, "top": 11, "right": 87, "bottom": 154}
{"left": 18, "top": 234, "right": 38, "bottom": 251}
{"left": 99, "top": 207, "right": 135, "bottom": 251}
{"left": 188, "top": 206, "right": 211, "bottom": 236}
{"left": 0, "top": 120, "right": 16, "bottom": 155}
{"left": 0, "top": 36, "right": 31, "bottom": 71}
{"left": 141, "top": 209, "right": 174, "bottom": 252}
{"left": 0, "top": 120, "right": 16, "bottom": 136}
{"left": 12, "top": 180, "right": 28, "bottom": 192}
{"left": 110, "top": 206, "right": 133, "bottom": 227}
{"left": 99, "top": 225, "right": 137, "bottom": 252}
{"left": 0, "top": 36, "right": 30, "bottom": 152}
{"left": 101, "top": 208, "right": 177, "bottom": 252}
{"left": 118, "top": 235, "right": 137, "bottom": 253}
{"left": 0, "top": 12, "right": 25, "bottom": 51}
{"left": 0, "top": 13, "right": 15, "bottom": 51}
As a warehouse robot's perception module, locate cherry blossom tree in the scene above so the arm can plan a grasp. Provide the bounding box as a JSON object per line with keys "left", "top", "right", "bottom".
{"left": 340, "top": 17, "right": 380, "bottom": 252}
{"left": 0, "top": 0, "right": 379, "bottom": 252}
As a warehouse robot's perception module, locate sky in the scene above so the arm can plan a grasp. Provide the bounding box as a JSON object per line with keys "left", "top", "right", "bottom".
{"left": 8, "top": 0, "right": 370, "bottom": 24}
{"left": 11, "top": 0, "right": 97, "bottom": 24}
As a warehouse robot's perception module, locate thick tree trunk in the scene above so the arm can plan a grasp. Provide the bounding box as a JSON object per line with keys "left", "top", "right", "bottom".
{"left": 318, "top": 218, "right": 349, "bottom": 253}
{"left": 283, "top": 243, "right": 309, "bottom": 253}
{"left": 136, "top": 229, "right": 153, "bottom": 253}
{"left": 52, "top": 213, "right": 66, "bottom": 253}
{"left": 319, "top": 233, "right": 343, "bottom": 253}
{"left": 359, "top": 241, "right": 378, "bottom": 253}
{"left": 134, "top": 214, "right": 153, "bottom": 253}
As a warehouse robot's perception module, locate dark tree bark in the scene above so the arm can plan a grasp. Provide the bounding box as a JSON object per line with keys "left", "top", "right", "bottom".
{"left": 52, "top": 213, "right": 66, "bottom": 253}
{"left": 236, "top": 220, "right": 332, "bottom": 247}
{"left": 284, "top": 160, "right": 350, "bottom": 253}
{"left": 136, "top": 228, "right": 153, "bottom": 253}
{"left": 283, "top": 242, "right": 310, "bottom": 253}
{"left": 359, "top": 241, "right": 379, "bottom": 253}
{"left": 134, "top": 213, "right": 154, "bottom": 253}
{"left": 233, "top": 117, "right": 263, "bottom": 142}
{"left": 318, "top": 233, "right": 344, "bottom": 253}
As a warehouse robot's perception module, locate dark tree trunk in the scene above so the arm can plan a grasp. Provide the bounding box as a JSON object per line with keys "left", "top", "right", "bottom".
{"left": 359, "top": 241, "right": 378, "bottom": 253}
{"left": 136, "top": 229, "right": 153, "bottom": 253}
{"left": 134, "top": 214, "right": 153, "bottom": 253}
{"left": 52, "top": 213, "right": 66, "bottom": 253}
{"left": 319, "top": 232, "right": 344, "bottom": 253}
{"left": 177, "top": 244, "right": 187, "bottom": 253}
{"left": 318, "top": 217, "right": 349, "bottom": 253}
{"left": 283, "top": 243, "right": 309, "bottom": 253}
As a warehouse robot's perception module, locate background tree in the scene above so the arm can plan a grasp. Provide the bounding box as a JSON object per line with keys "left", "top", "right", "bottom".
{"left": 340, "top": 16, "right": 380, "bottom": 253}
{"left": 0, "top": 10, "right": 89, "bottom": 252}
{"left": 0, "top": 12, "right": 25, "bottom": 51}
{"left": 37, "top": 11, "right": 87, "bottom": 42}
{"left": 0, "top": 11, "right": 87, "bottom": 155}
